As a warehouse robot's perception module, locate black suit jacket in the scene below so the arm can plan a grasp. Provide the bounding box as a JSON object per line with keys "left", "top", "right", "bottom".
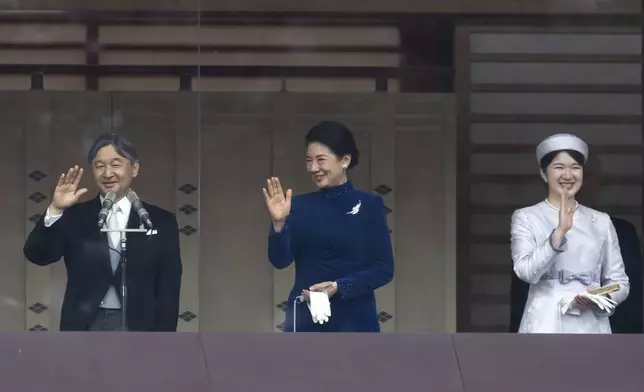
{"left": 23, "top": 196, "right": 182, "bottom": 332}
{"left": 510, "top": 216, "right": 643, "bottom": 333}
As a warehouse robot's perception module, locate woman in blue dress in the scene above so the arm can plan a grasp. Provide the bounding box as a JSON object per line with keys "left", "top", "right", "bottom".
{"left": 262, "top": 121, "right": 395, "bottom": 332}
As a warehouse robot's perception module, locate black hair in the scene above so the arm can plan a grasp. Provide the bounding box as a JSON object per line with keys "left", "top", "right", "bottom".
{"left": 539, "top": 149, "right": 585, "bottom": 171}
{"left": 87, "top": 133, "right": 139, "bottom": 164}
{"left": 304, "top": 121, "right": 360, "bottom": 169}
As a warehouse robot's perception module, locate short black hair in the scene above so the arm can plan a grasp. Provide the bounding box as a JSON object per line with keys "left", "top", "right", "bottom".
{"left": 304, "top": 121, "right": 360, "bottom": 169}
{"left": 539, "top": 149, "right": 585, "bottom": 171}
{"left": 87, "top": 133, "right": 139, "bottom": 164}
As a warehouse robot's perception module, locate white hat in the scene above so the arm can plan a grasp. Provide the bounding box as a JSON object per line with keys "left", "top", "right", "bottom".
{"left": 536, "top": 133, "right": 588, "bottom": 163}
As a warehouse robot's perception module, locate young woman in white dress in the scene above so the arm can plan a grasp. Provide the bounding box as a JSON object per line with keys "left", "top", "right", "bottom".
{"left": 510, "top": 133, "right": 630, "bottom": 333}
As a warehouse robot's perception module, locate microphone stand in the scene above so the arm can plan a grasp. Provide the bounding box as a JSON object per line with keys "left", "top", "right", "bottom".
{"left": 293, "top": 295, "right": 304, "bottom": 333}
{"left": 100, "top": 226, "right": 148, "bottom": 331}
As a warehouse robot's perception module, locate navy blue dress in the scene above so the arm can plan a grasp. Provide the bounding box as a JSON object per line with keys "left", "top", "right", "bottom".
{"left": 268, "top": 180, "right": 394, "bottom": 332}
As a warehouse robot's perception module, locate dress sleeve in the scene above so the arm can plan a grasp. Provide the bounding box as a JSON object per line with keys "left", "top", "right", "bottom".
{"left": 511, "top": 209, "right": 565, "bottom": 284}
{"left": 600, "top": 218, "right": 630, "bottom": 305}
{"left": 268, "top": 215, "right": 295, "bottom": 270}
{"left": 335, "top": 195, "right": 394, "bottom": 300}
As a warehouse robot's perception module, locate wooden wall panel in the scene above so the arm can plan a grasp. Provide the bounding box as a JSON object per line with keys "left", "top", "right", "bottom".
{"left": 470, "top": 124, "right": 642, "bottom": 145}
{"left": 98, "top": 77, "right": 180, "bottom": 91}
{"left": 0, "top": 50, "right": 85, "bottom": 64}
{"left": 200, "top": 126, "right": 274, "bottom": 332}
{"left": 0, "top": 24, "right": 86, "bottom": 43}
{"left": 393, "top": 94, "right": 456, "bottom": 332}
{"left": 198, "top": 94, "right": 275, "bottom": 333}
{"left": 173, "top": 93, "right": 200, "bottom": 332}
{"left": 470, "top": 63, "right": 641, "bottom": 85}
{"left": 193, "top": 77, "right": 282, "bottom": 92}
{"left": 286, "top": 78, "right": 375, "bottom": 92}
{"left": 469, "top": 32, "right": 641, "bottom": 55}
{"left": 455, "top": 25, "right": 642, "bottom": 332}
{"left": 0, "top": 76, "right": 30, "bottom": 90}
{"left": 24, "top": 93, "right": 53, "bottom": 332}
{"left": 471, "top": 153, "right": 641, "bottom": 176}
{"left": 43, "top": 76, "right": 86, "bottom": 90}
{"left": 0, "top": 94, "right": 26, "bottom": 332}
{"left": 470, "top": 93, "right": 640, "bottom": 115}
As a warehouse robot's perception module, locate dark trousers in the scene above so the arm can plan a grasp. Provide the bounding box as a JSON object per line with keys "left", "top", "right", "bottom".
{"left": 88, "top": 308, "right": 123, "bottom": 331}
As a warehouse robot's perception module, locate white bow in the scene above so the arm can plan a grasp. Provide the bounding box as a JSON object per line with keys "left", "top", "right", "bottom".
{"left": 306, "top": 291, "right": 331, "bottom": 324}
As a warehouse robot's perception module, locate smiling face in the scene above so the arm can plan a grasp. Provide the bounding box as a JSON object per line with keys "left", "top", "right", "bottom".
{"left": 91, "top": 144, "right": 139, "bottom": 199}
{"left": 541, "top": 151, "right": 583, "bottom": 198}
{"left": 306, "top": 142, "right": 351, "bottom": 188}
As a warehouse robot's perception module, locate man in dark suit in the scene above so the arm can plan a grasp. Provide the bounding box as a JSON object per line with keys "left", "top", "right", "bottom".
{"left": 510, "top": 153, "right": 642, "bottom": 333}
{"left": 23, "top": 133, "right": 182, "bottom": 332}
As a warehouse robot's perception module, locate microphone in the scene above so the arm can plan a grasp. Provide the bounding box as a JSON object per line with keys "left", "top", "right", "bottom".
{"left": 127, "top": 190, "right": 153, "bottom": 229}
{"left": 97, "top": 191, "right": 117, "bottom": 228}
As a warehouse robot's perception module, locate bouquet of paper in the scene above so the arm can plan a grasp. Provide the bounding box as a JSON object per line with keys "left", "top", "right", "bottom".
{"left": 306, "top": 291, "right": 331, "bottom": 324}
{"left": 560, "top": 284, "right": 620, "bottom": 316}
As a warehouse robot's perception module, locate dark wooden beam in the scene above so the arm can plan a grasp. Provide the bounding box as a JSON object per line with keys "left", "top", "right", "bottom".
{"left": 471, "top": 144, "right": 642, "bottom": 154}
{"left": 0, "top": 64, "right": 398, "bottom": 77}
{"left": 30, "top": 73, "right": 43, "bottom": 90}
{"left": 0, "top": 43, "right": 85, "bottom": 49}
{"left": 375, "top": 76, "right": 388, "bottom": 91}
{"left": 179, "top": 73, "right": 192, "bottom": 90}
{"left": 99, "top": 44, "right": 401, "bottom": 53}
{"left": 0, "top": 65, "right": 452, "bottom": 92}
{"left": 1, "top": 0, "right": 640, "bottom": 15}
{"left": 454, "top": 26, "right": 472, "bottom": 332}
{"left": 471, "top": 114, "right": 642, "bottom": 124}
{"left": 470, "top": 54, "right": 641, "bottom": 64}
{"left": 0, "top": 10, "right": 638, "bottom": 26}
{"left": 471, "top": 84, "right": 641, "bottom": 94}
{"left": 398, "top": 15, "right": 453, "bottom": 92}
{"left": 85, "top": 23, "right": 98, "bottom": 90}
{"left": 470, "top": 174, "right": 640, "bottom": 185}
{"left": 0, "top": 10, "right": 401, "bottom": 26}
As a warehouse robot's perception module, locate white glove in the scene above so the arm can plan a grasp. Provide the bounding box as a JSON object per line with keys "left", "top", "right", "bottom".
{"left": 306, "top": 291, "right": 331, "bottom": 324}
{"left": 560, "top": 292, "right": 617, "bottom": 315}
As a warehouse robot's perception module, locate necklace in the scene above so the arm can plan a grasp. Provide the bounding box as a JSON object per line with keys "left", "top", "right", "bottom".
{"left": 544, "top": 198, "right": 578, "bottom": 211}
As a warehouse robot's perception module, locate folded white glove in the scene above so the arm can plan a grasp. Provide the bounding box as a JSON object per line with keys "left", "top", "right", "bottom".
{"left": 306, "top": 291, "right": 331, "bottom": 324}
{"left": 560, "top": 292, "right": 617, "bottom": 316}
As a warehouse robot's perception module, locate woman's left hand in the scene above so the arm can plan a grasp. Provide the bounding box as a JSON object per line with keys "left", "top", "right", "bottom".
{"left": 575, "top": 295, "right": 594, "bottom": 309}
{"left": 575, "top": 286, "right": 600, "bottom": 310}
{"left": 302, "top": 281, "right": 337, "bottom": 300}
